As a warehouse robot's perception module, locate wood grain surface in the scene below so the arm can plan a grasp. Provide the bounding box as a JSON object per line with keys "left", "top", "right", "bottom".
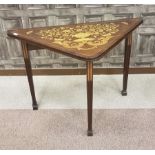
{"left": 7, "top": 18, "right": 142, "bottom": 61}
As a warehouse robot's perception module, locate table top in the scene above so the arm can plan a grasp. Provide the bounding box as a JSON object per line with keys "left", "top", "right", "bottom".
{"left": 7, "top": 18, "right": 143, "bottom": 61}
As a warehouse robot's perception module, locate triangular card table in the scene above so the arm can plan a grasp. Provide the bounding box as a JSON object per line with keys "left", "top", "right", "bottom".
{"left": 8, "top": 18, "right": 143, "bottom": 136}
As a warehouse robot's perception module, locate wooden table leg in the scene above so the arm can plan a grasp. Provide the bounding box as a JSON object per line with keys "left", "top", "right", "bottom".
{"left": 86, "top": 61, "right": 93, "bottom": 136}
{"left": 21, "top": 41, "right": 38, "bottom": 110}
{"left": 121, "top": 33, "right": 132, "bottom": 96}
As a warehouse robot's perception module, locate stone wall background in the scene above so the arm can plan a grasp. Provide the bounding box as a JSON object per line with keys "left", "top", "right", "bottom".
{"left": 0, "top": 4, "right": 155, "bottom": 69}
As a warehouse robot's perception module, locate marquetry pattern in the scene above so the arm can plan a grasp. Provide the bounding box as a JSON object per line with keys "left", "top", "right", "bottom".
{"left": 34, "top": 23, "right": 120, "bottom": 50}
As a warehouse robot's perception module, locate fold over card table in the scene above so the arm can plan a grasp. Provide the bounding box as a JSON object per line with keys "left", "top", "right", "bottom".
{"left": 7, "top": 18, "right": 143, "bottom": 136}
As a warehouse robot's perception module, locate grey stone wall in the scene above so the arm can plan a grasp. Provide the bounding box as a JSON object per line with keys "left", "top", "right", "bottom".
{"left": 0, "top": 4, "right": 155, "bottom": 69}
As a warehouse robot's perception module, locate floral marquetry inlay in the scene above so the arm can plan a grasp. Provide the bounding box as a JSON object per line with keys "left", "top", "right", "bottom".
{"left": 33, "top": 23, "right": 122, "bottom": 51}
{"left": 24, "top": 21, "right": 130, "bottom": 51}
{"left": 37, "top": 23, "right": 119, "bottom": 50}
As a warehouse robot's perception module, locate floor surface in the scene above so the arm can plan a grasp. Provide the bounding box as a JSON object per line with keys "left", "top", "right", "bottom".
{"left": 0, "top": 74, "right": 155, "bottom": 109}
{"left": 0, "top": 109, "right": 155, "bottom": 149}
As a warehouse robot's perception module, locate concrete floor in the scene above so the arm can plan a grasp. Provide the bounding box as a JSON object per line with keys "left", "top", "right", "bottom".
{"left": 0, "top": 74, "right": 155, "bottom": 109}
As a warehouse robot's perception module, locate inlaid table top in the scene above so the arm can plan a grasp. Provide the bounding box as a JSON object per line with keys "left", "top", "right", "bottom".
{"left": 7, "top": 18, "right": 142, "bottom": 60}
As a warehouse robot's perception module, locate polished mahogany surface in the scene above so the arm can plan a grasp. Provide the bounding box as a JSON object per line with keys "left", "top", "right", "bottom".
{"left": 7, "top": 18, "right": 142, "bottom": 60}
